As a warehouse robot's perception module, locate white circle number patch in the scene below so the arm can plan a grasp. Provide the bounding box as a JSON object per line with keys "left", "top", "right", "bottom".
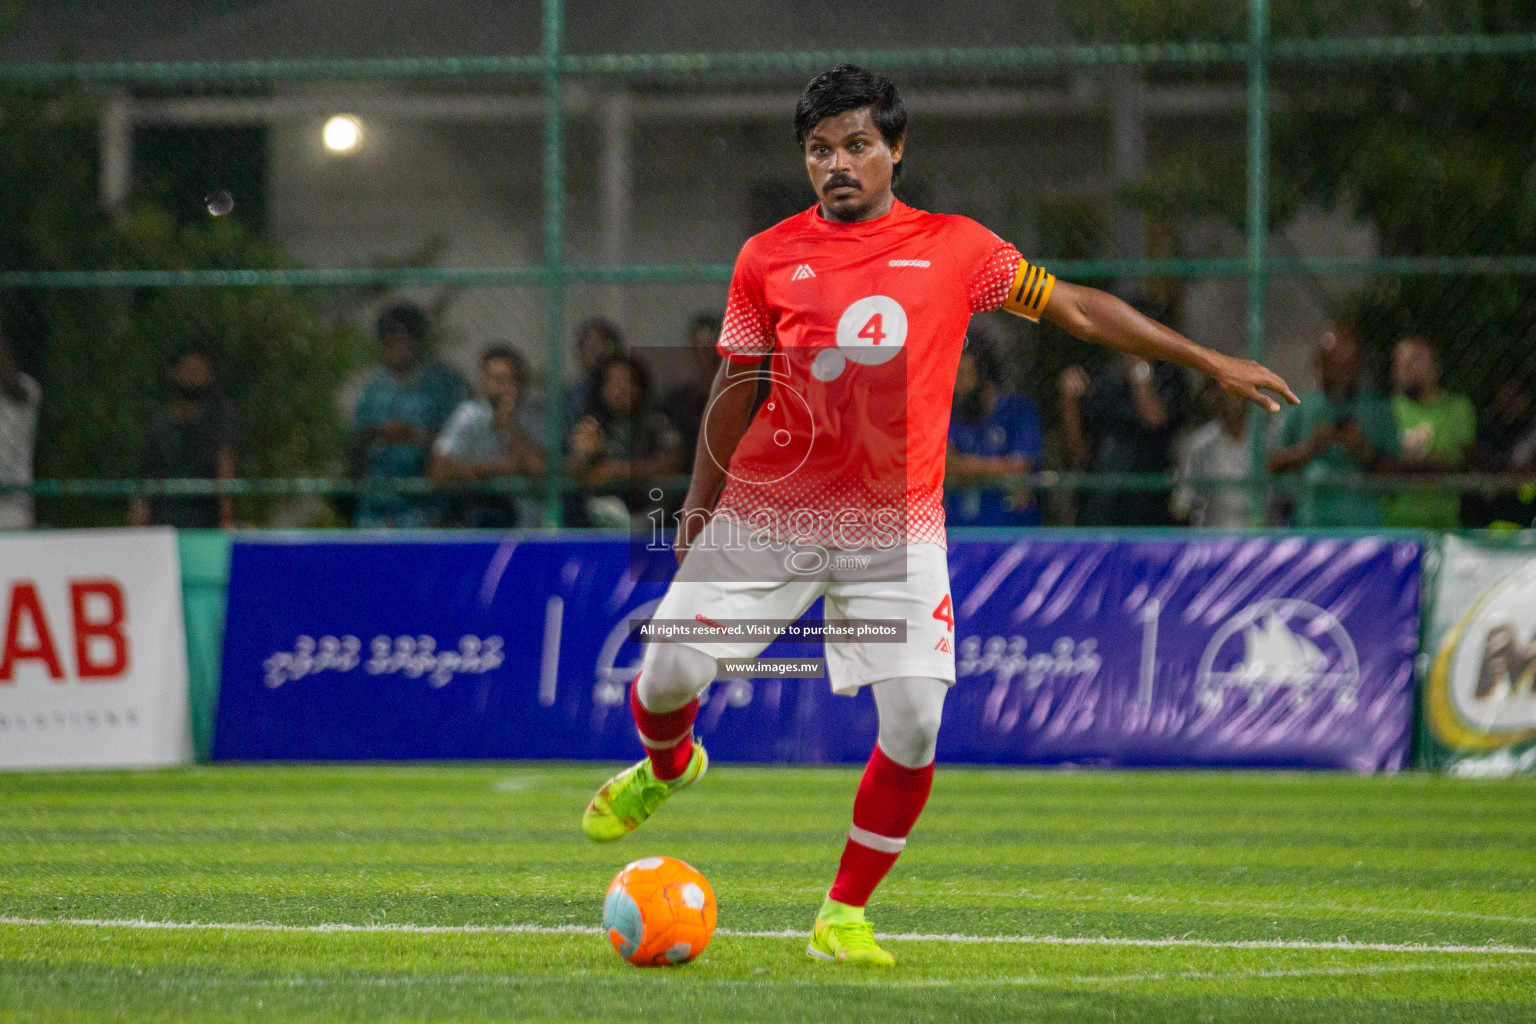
{"left": 835, "top": 295, "right": 908, "bottom": 366}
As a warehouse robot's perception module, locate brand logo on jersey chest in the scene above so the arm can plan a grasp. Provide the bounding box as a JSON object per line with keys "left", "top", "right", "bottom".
{"left": 888, "top": 259, "right": 930, "bottom": 268}
{"left": 790, "top": 264, "right": 816, "bottom": 281}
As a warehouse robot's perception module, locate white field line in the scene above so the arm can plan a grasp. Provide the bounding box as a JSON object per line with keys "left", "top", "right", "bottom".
{"left": 1016, "top": 888, "right": 1536, "bottom": 926}
{"left": 1035, "top": 958, "right": 1527, "bottom": 988}
{"left": 3, "top": 916, "right": 1536, "bottom": 957}
{"left": 840, "top": 960, "right": 1533, "bottom": 989}
{"left": 16, "top": 959, "right": 1531, "bottom": 992}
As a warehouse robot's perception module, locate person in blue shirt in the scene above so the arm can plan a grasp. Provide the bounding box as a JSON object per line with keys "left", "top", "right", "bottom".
{"left": 350, "top": 303, "right": 470, "bottom": 528}
{"left": 945, "top": 334, "right": 1044, "bottom": 527}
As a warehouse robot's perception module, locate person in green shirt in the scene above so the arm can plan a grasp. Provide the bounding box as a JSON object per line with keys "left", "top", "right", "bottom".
{"left": 1382, "top": 337, "right": 1476, "bottom": 529}
{"left": 1269, "top": 328, "right": 1400, "bottom": 527}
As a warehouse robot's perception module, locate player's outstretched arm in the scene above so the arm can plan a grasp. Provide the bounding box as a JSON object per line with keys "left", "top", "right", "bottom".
{"left": 674, "top": 355, "right": 767, "bottom": 562}
{"left": 1041, "top": 281, "right": 1299, "bottom": 414}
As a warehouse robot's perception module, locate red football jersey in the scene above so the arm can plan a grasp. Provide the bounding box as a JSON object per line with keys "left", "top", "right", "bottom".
{"left": 712, "top": 199, "right": 1051, "bottom": 548}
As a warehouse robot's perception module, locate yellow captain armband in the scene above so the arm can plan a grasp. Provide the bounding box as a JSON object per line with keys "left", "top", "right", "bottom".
{"left": 1002, "top": 260, "right": 1056, "bottom": 321}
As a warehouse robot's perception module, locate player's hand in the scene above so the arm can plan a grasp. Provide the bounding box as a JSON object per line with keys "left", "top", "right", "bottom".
{"left": 1211, "top": 354, "right": 1298, "bottom": 414}
{"left": 1059, "top": 366, "right": 1090, "bottom": 401}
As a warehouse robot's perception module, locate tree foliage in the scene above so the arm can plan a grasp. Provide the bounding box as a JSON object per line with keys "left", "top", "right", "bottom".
{"left": 1067, "top": 0, "right": 1536, "bottom": 395}
{"left": 0, "top": 85, "right": 370, "bottom": 525}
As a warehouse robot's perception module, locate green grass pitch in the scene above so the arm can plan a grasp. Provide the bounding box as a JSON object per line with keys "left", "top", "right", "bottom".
{"left": 2, "top": 764, "right": 1534, "bottom": 1023}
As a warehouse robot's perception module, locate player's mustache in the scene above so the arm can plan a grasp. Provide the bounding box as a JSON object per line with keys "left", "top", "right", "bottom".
{"left": 823, "top": 175, "right": 860, "bottom": 193}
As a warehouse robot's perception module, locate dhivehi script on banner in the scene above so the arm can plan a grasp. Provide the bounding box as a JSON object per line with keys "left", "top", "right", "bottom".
{"left": 1424, "top": 533, "right": 1536, "bottom": 777}
{"left": 0, "top": 528, "right": 191, "bottom": 769}
{"left": 214, "top": 533, "right": 1418, "bottom": 770}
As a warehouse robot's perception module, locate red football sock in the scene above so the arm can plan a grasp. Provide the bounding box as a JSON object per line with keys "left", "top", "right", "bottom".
{"left": 630, "top": 675, "right": 698, "bottom": 781}
{"left": 827, "top": 744, "right": 935, "bottom": 908}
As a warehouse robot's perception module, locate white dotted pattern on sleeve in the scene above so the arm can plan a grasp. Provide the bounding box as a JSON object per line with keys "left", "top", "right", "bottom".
{"left": 969, "top": 243, "right": 1025, "bottom": 314}
{"left": 718, "top": 282, "right": 777, "bottom": 360}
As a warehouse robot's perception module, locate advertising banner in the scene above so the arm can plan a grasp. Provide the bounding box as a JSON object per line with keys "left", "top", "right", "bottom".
{"left": 214, "top": 535, "right": 807, "bottom": 762}
{"left": 1422, "top": 533, "right": 1536, "bottom": 776}
{"left": 937, "top": 535, "right": 1418, "bottom": 771}
{"left": 0, "top": 528, "right": 191, "bottom": 769}
{"left": 215, "top": 533, "right": 1418, "bottom": 770}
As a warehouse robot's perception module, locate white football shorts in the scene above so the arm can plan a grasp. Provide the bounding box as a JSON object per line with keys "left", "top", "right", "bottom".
{"left": 649, "top": 513, "right": 956, "bottom": 694}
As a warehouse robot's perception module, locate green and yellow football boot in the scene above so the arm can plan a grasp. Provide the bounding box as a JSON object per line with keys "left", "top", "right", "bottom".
{"left": 581, "top": 742, "right": 708, "bottom": 842}
{"left": 806, "top": 896, "right": 896, "bottom": 966}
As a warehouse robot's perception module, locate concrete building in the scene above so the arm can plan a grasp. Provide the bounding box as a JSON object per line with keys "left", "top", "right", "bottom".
{"left": 5, "top": 0, "right": 1374, "bottom": 398}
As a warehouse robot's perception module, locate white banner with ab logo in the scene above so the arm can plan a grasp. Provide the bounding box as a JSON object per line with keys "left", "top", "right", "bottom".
{"left": 1424, "top": 534, "right": 1536, "bottom": 776}
{"left": 0, "top": 528, "right": 191, "bottom": 770}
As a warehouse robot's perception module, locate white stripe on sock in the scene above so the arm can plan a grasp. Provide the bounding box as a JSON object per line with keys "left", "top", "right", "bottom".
{"left": 638, "top": 731, "right": 690, "bottom": 750}
{"left": 848, "top": 824, "right": 907, "bottom": 854}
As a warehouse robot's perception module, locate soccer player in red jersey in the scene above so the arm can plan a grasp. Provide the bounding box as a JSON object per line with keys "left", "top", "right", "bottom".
{"left": 584, "top": 65, "right": 1298, "bottom": 965}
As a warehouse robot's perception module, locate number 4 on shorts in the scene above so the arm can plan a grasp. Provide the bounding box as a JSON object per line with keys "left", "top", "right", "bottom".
{"left": 931, "top": 594, "right": 954, "bottom": 632}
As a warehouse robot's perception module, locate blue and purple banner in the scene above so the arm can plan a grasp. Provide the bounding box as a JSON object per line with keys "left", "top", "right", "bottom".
{"left": 214, "top": 532, "right": 1420, "bottom": 771}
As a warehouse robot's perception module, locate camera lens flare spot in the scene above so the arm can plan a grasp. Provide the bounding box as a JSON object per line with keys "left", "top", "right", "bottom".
{"left": 811, "top": 348, "right": 847, "bottom": 382}
{"left": 204, "top": 191, "right": 234, "bottom": 217}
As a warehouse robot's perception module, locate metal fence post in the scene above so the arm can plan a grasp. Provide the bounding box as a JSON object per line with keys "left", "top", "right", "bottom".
{"left": 542, "top": 0, "right": 567, "bottom": 526}
{"left": 1246, "top": 0, "right": 1271, "bottom": 524}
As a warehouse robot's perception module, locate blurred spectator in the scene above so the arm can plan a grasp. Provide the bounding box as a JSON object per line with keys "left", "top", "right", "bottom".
{"left": 945, "top": 335, "right": 1043, "bottom": 526}
{"left": 660, "top": 314, "right": 722, "bottom": 460}
{"left": 350, "top": 303, "right": 469, "bottom": 528}
{"left": 1173, "top": 383, "right": 1254, "bottom": 528}
{"left": 1476, "top": 380, "right": 1536, "bottom": 469}
{"left": 565, "top": 355, "right": 683, "bottom": 527}
{"left": 1382, "top": 337, "right": 1475, "bottom": 529}
{"left": 1059, "top": 298, "right": 1191, "bottom": 526}
{"left": 1267, "top": 328, "right": 1399, "bottom": 527}
{"left": 131, "top": 346, "right": 241, "bottom": 529}
{"left": 1467, "top": 378, "right": 1536, "bottom": 528}
{"left": 0, "top": 322, "right": 40, "bottom": 530}
{"left": 485, "top": 342, "right": 552, "bottom": 450}
{"left": 566, "top": 318, "right": 627, "bottom": 433}
{"left": 431, "top": 345, "right": 547, "bottom": 528}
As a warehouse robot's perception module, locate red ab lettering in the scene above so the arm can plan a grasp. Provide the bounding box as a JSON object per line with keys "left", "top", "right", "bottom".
{"left": 0, "top": 579, "right": 130, "bottom": 682}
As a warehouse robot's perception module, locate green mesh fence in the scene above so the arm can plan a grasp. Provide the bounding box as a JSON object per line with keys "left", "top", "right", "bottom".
{"left": 1, "top": 0, "right": 1534, "bottom": 530}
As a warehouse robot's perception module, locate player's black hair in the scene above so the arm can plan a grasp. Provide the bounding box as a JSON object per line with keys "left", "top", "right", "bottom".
{"left": 794, "top": 65, "right": 907, "bottom": 181}
{"left": 376, "top": 302, "right": 432, "bottom": 351}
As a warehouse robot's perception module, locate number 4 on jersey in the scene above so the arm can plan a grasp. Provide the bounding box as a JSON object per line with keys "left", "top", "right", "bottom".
{"left": 931, "top": 594, "right": 954, "bottom": 632}
{"left": 858, "top": 312, "right": 887, "bottom": 346}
